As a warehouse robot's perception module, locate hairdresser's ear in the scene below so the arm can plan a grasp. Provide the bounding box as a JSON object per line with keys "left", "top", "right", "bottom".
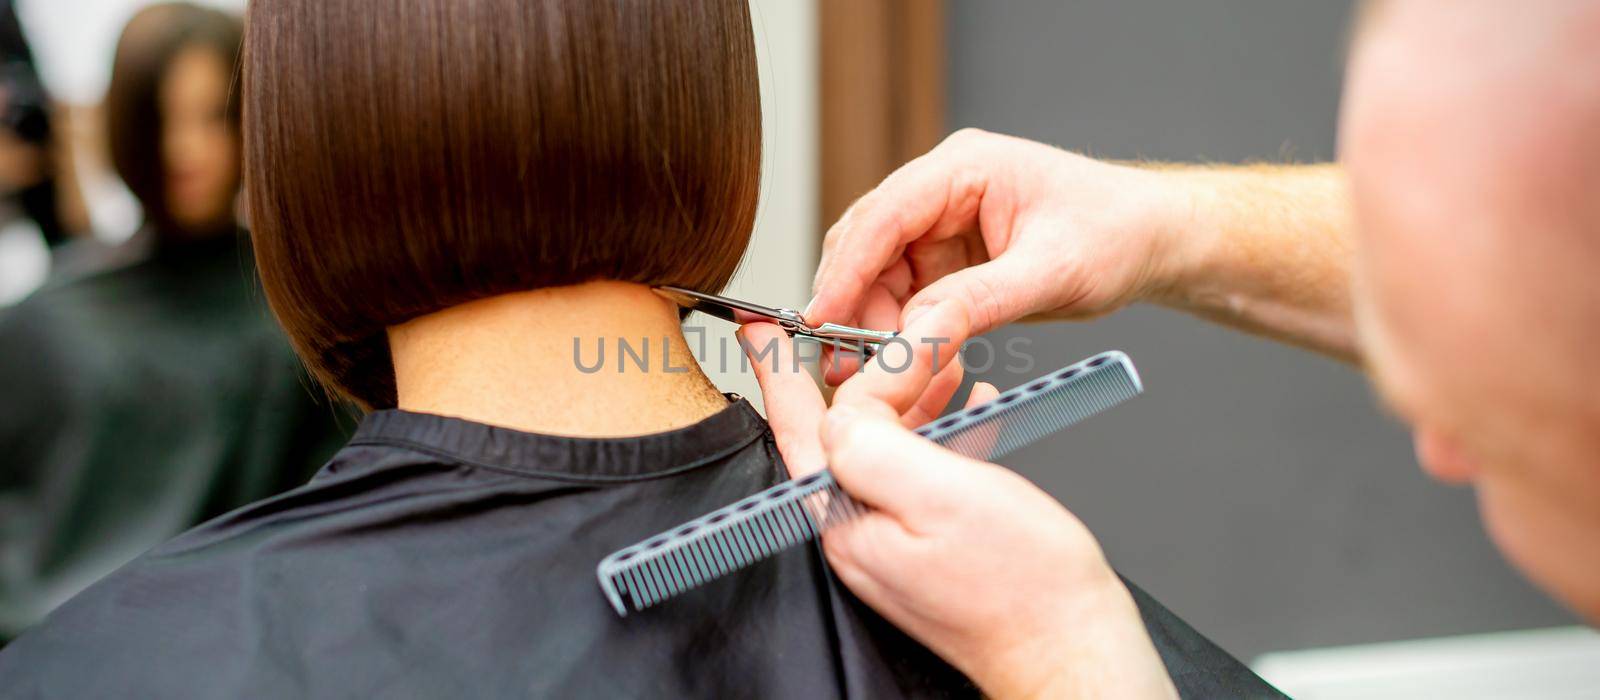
{"left": 1414, "top": 429, "right": 1478, "bottom": 485}
{"left": 740, "top": 323, "right": 828, "bottom": 478}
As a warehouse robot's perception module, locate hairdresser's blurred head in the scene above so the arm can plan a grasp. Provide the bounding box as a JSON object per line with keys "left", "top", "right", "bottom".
{"left": 106, "top": 3, "right": 242, "bottom": 236}
{"left": 1341, "top": 0, "right": 1600, "bottom": 621}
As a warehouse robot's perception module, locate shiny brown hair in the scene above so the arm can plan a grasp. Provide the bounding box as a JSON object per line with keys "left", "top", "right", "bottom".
{"left": 243, "top": 0, "right": 762, "bottom": 408}
{"left": 107, "top": 2, "right": 243, "bottom": 234}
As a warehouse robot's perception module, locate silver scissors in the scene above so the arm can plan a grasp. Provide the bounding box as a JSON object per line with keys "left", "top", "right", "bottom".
{"left": 654, "top": 286, "right": 896, "bottom": 353}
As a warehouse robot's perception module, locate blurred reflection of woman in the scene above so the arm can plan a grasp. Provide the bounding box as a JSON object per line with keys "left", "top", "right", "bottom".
{"left": 0, "top": 2, "right": 342, "bottom": 641}
{"left": 0, "top": 1, "right": 976, "bottom": 696}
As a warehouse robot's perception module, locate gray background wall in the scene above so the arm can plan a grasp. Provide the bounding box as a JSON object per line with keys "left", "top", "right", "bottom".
{"left": 945, "top": 0, "right": 1575, "bottom": 660}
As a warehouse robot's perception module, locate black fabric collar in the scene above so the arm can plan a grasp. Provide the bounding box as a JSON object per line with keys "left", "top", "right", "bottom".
{"left": 348, "top": 395, "right": 768, "bottom": 482}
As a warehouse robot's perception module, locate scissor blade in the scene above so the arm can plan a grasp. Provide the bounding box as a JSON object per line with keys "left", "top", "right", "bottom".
{"left": 653, "top": 286, "right": 788, "bottom": 326}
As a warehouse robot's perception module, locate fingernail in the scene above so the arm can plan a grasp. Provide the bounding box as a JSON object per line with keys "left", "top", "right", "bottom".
{"left": 903, "top": 303, "right": 933, "bottom": 328}
{"left": 908, "top": 298, "right": 961, "bottom": 329}
{"left": 802, "top": 298, "right": 818, "bottom": 320}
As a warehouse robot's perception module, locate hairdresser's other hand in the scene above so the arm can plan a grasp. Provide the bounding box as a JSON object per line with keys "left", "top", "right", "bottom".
{"left": 744, "top": 300, "right": 1174, "bottom": 698}
{"left": 819, "top": 400, "right": 1174, "bottom": 699}
{"left": 807, "top": 128, "right": 1190, "bottom": 385}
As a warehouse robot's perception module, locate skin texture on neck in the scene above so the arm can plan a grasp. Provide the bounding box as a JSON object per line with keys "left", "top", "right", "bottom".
{"left": 388, "top": 281, "right": 731, "bottom": 437}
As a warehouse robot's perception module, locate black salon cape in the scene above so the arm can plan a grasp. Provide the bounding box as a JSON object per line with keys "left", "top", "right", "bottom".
{"left": 0, "top": 401, "right": 974, "bottom": 697}
{"left": 0, "top": 401, "right": 1282, "bottom": 698}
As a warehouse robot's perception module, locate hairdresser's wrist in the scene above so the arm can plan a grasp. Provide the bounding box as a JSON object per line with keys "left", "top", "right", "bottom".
{"left": 1124, "top": 165, "right": 1236, "bottom": 310}
{"left": 1032, "top": 159, "right": 1233, "bottom": 317}
{"left": 1132, "top": 163, "right": 1360, "bottom": 360}
{"left": 969, "top": 566, "right": 1176, "bottom": 700}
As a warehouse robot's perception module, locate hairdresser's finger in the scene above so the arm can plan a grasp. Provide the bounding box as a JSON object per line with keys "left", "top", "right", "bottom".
{"left": 808, "top": 144, "right": 986, "bottom": 325}
{"left": 965, "top": 381, "right": 1000, "bottom": 409}
{"left": 899, "top": 253, "right": 1043, "bottom": 337}
{"left": 821, "top": 279, "right": 904, "bottom": 386}
{"left": 833, "top": 299, "right": 971, "bottom": 416}
{"left": 880, "top": 257, "right": 915, "bottom": 302}
{"left": 820, "top": 405, "right": 988, "bottom": 514}
{"left": 817, "top": 512, "right": 919, "bottom": 611}
{"left": 738, "top": 323, "right": 827, "bottom": 478}
{"left": 900, "top": 356, "right": 964, "bottom": 429}
{"left": 859, "top": 279, "right": 906, "bottom": 333}
{"left": 815, "top": 255, "right": 914, "bottom": 386}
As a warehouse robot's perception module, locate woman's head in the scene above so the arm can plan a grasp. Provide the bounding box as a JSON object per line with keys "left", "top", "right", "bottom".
{"left": 244, "top": 0, "right": 762, "bottom": 409}
{"left": 106, "top": 2, "right": 242, "bottom": 235}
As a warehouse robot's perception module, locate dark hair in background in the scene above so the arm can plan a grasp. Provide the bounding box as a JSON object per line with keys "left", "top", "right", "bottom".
{"left": 244, "top": 0, "right": 763, "bottom": 409}
{"left": 106, "top": 2, "right": 242, "bottom": 233}
{"left": 0, "top": 0, "right": 64, "bottom": 244}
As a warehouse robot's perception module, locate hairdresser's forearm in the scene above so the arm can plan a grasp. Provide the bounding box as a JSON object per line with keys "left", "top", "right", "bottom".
{"left": 1143, "top": 163, "right": 1360, "bottom": 363}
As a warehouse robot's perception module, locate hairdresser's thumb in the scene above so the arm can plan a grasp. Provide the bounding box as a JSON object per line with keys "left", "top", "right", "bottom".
{"left": 822, "top": 404, "right": 976, "bottom": 516}
{"left": 901, "top": 257, "right": 1037, "bottom": 334}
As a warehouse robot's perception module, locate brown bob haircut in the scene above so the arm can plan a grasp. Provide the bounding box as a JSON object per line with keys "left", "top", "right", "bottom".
{"left": 243, "top": 0, "right": 762, "bottom": 409}
{"left": 108, "top": 2, "right": 243, "bottom": 233}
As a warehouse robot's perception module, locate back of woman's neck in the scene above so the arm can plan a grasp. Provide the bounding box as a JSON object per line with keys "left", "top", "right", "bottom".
{"left": 388, "top": 281, "right": 729, "bottom": 437}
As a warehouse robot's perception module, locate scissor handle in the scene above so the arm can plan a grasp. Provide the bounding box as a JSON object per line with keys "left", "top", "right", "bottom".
{"left": 806, "top": 322, "right": 897, "bottom": 347}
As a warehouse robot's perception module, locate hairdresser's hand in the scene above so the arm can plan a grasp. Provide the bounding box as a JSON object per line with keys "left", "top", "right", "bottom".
{"left": 737, "top": 299, "right": 976, "bottom": 479}
{"left": 742, "top": 301, "right": 1175, "bottom": 699}
{"left": 806, "top": 129, "right": 1191, "bottom": 384}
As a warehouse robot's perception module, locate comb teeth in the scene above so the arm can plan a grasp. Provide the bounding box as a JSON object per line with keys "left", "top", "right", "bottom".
{"left": 597, "top": 472, "right": 864, "bottom": 614}
{"left": 597, "top": 350, "right": 1143, "bottom": 616}
{"left": 917, "top": 351, "right": 1143, "bottom": 462}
